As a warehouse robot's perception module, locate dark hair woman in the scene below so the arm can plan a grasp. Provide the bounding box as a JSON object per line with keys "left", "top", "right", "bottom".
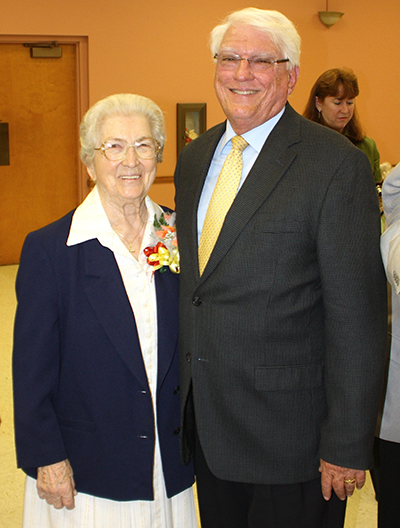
{"left": 304, "top": 68, "right": 382, "bottom": 183}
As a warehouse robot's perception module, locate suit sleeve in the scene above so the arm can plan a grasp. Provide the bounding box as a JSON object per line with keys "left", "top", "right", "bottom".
{"left": 382, "top": 162, "right": 400, "bottom": 292}
{"left": 13, "top": 233, "right": 68, "bottom": 470}
{"left": 317, "top": 148, "right": 387, "bottom": 469}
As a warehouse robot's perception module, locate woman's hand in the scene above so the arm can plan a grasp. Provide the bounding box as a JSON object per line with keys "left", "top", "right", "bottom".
{"left": 37, "top": 459, "right": 77, "bottom": 510}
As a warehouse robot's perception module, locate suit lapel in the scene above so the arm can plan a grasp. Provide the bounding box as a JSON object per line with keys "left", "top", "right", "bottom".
{"left": 176, "top": 123, "right": 226, "bottom": 285}
{"left": 81, "top": 239, "right": 149, "bottom": 389}
{"left": 199, "top": 104, "right": 301, "bottom": 282}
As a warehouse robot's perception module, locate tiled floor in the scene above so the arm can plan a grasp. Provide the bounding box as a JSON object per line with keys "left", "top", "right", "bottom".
{"left": 344, "top": 473, "right": 377, "bottom": 528}
{"left": 0, "top": 264, "right": 378, "bottom": 527}
{"left": 0, "top": 265, "right": 25, "bottom": 527}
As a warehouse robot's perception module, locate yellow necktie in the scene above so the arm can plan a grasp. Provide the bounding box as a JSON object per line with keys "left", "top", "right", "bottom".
{"left": 198, "top": 135, "right": 248, "bottom": 275}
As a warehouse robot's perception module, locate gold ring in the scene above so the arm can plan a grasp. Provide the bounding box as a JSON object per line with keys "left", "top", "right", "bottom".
{"left": 344, "top": 478, "right": 356, "bottom": 484}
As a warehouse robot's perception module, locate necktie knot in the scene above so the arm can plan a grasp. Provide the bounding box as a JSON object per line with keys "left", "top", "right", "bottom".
{"left": 231, "top": 135, "right": 248, "bottom": 152}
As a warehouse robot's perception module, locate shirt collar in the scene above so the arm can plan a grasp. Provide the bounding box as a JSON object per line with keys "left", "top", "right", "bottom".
{"left": 219, "top": 106, "right": 285, "bottom": 155}
{"left": 67, "top": 185, "right": 162, "bottom": 258}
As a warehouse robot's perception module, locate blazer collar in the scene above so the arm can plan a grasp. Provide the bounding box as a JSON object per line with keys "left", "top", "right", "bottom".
{"left": 154, "top": 270, "right": 179, "bottom": 391}
{"left": 81, "top": 240, "right": 149, "bottom": 388}
{"left": 81, "top": 239, "right": 179, "bottom": 391}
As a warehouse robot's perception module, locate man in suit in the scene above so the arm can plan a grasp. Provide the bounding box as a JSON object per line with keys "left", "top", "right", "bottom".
{"left": 174, "top": 7, "right": 388, "bottom": 528}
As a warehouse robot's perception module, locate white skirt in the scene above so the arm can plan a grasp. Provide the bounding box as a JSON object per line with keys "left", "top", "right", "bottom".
{"left": 22, "top": 476, "right": 198, "bottom": 528}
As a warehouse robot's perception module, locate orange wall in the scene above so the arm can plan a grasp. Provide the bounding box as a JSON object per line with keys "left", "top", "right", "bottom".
{"left": 2, "top": 0, "right": 399, "bottom": 201}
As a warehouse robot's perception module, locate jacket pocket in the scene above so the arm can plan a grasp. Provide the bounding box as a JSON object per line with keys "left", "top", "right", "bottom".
{"left": 57, "top": 414, "right": 97, "bottom": 433}
{"left": 255, "top": 363, "right": 323, "bottom": 392}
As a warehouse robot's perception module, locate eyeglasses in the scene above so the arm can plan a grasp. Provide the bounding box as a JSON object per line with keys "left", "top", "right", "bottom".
{"left": 214, "top": 53, "right": 290, "bottom": 73}
{"left": 94, "top": 137, "right": 161, "bottom": 161}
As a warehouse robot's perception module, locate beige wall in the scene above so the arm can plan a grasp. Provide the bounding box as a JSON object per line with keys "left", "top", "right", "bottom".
{"left": 2, "top": 0, "right": 399, "bottom": 203}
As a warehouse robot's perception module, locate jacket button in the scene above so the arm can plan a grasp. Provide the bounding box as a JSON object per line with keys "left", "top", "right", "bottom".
{"left": 192, "top": 297, "right": 202, "bottom": 306}
{"left": 186, "top": 353, "right": 191, "bottom": 362}
{"left": 173, "top": 386, "right": 180, "bottom": 395}
{"left": 174, "top": 427, "right": 180, "bottom": 435}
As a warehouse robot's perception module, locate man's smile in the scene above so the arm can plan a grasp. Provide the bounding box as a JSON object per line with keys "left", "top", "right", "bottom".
{"left": 230, "top": 89, "right": 259, "bottom": 95}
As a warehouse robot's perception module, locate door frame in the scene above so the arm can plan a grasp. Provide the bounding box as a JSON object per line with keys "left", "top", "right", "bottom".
{"left": 0, "top": 34, "right": 89, "bottom": 202}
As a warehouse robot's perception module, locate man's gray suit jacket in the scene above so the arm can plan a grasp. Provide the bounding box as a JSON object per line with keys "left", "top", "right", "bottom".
{"left": 174, "top": 103, "right": 387, "bottom": 485}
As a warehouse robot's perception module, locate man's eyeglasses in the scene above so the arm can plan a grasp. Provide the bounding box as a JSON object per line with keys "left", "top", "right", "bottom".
{"left": 94, "top": 137, "right": 161, "bottom": 161}
{"left": 214, "top": 53, "right": 290, "bottom": 74}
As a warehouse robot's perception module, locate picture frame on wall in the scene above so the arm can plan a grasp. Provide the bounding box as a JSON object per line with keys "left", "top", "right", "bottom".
{"left": 0, "top": 122, "right": 10, "bottom": 165}
{"left": 177, "top": 103, "right": 206, "bottom": 157}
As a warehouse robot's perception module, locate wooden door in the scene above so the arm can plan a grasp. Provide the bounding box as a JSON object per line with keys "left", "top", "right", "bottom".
{"left": 0, "top": 42, "right": 82, "bottom": 264}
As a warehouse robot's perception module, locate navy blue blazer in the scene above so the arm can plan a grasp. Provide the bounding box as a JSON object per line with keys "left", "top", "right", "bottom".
{"left": 13, "top": 209, "right": 194, "bottom": 501}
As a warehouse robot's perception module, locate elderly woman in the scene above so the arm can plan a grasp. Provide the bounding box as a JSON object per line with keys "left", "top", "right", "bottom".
{"left": 13, "top": 94, "right": 197, "bottom": 528}
{"left": 303, "top": 68, "right": 382, "bottom": 183}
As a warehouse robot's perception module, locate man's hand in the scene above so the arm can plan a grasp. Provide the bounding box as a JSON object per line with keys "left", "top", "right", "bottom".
{"left": 37, "top": 459, "right": 77, "bottom": 510}
{"left": 319, "top": 459, "right": 365, "bottom": 501}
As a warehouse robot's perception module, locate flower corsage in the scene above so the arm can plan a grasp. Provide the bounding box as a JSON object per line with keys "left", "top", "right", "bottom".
{"left": 144, "top": 212, "right": 180, "bottom": 274}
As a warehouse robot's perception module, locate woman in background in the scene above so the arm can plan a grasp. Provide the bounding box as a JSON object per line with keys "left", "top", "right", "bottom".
{"left": 13, "top": 93, "right": 196, "bottom": 528}
{"left": 303, "top": 68, "right": 382, "bottom": 183}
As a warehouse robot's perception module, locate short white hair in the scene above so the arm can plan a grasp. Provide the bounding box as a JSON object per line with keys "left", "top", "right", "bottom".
{"left": 210, "top": 8, "right": 301, "bottom": 71}
{"left": 80, "top": 93, "right": 166, "bottom": 166}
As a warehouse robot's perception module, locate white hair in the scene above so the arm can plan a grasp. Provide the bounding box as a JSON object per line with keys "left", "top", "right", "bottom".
{"left": 210, "top": 8, "right": 301, "bottom": 71}
{"left": 80, "top": 93, "right": 166, "bottom": 166}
